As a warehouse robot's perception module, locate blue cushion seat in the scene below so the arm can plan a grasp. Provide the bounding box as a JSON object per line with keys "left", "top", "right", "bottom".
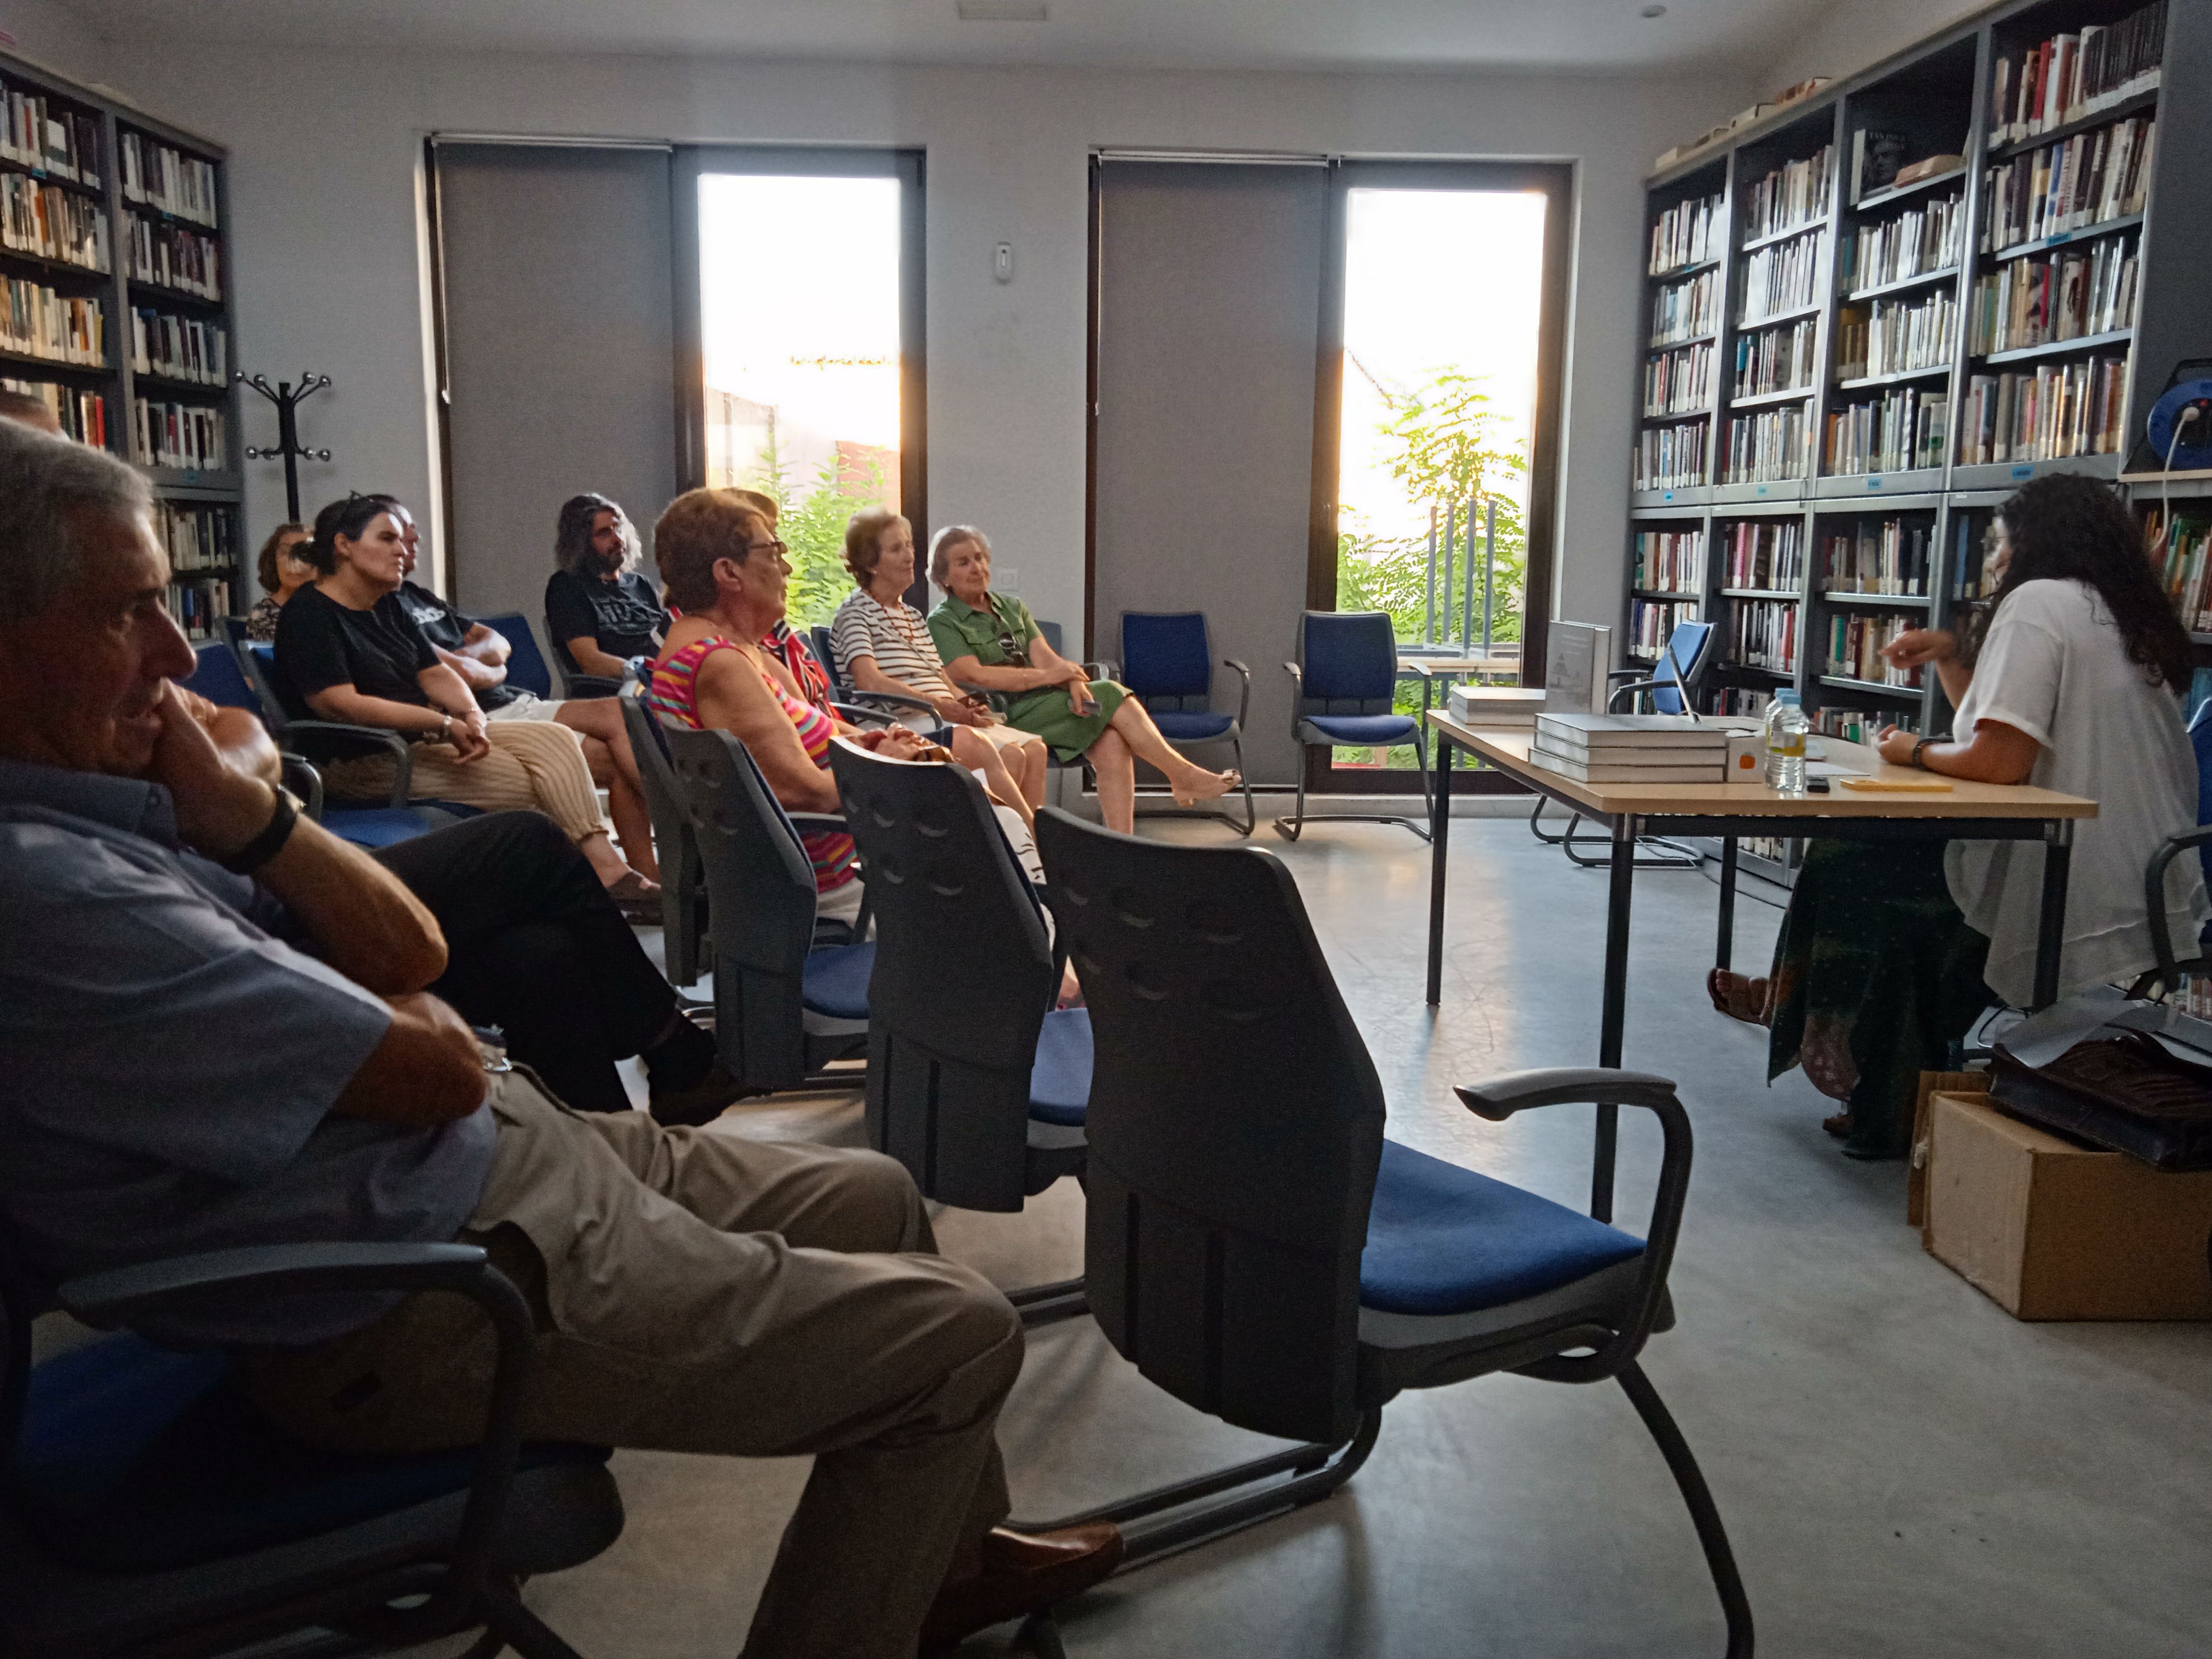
{"left": 13, "top": 1335, "right": 608, "bottom": 1572}
{"left": 1359, "top": 1139, "right": 1645, "bottom": 1317}
{"left": 800, "top": 940, "right": 875, "bottom": 1020}
{"left": 1028, "top": 1007, "right": 1093, "bottom": 1126}
{"left": 321, "top": 807, "right": 457, "bottom": 849}
{"left": 1300, "top": 714, "right": 1418, "bottom": 747}
{"left": 1151, "top": 709, "right": 1235, "bottom": 742}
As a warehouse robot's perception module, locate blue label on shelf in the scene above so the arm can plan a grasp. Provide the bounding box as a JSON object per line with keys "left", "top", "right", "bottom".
{"left": 1867, "top": 476, "right": 1883, "bottom": 490}
{"left": 2011, "top": 465, "right": 2032, "bottom": 479}
{"left": 1756, "top": 484, "right": 1770, "bottom": 495}
{"left": 1662, "top": 490, "right": 1675, "bottom": 500}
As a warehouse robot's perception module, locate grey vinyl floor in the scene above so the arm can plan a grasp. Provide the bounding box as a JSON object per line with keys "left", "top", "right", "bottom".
{"left": 412, "top": 814, "right": 2212, "bottom": 1657}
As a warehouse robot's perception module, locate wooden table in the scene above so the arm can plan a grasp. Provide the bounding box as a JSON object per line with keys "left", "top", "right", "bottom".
{"left": 1426, "top": 712, "right": 2099, "bottom": 1218}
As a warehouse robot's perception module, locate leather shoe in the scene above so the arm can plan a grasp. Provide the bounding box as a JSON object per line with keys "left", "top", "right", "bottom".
{"left": 647, "top": 1059, "right": 764, "bottom": 1128}
{"left": 917, "top": 1522, "right": 1124, "bottom": 1653}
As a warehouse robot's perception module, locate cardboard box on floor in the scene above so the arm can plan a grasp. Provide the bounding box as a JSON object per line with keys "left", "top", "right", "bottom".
{"left": 1922, "top": 1091, "right": 2212, "bottom": 1320}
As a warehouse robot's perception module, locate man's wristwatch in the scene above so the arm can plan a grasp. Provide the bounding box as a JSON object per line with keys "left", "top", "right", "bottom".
{"left": 1911, "top": 736, "right": 1938, "bottom": 770}
{"left": 218, "top": 786, "right": 299, "bottom": 875}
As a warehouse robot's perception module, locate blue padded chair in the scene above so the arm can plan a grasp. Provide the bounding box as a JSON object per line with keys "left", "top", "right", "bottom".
{"left": 1532, "top": 617, "right": 1717, "bottom": 871}
{"left": 192, "top": 636, "right": 467, "bottom": 850}
{"left": 1021, "top": 810, "right": 1751, "bottom": 1654}
{"left": 828, "top": 740, "right": 1090, "bottom": 1326}
{"left": 622, "top": 694, "right": 709, "bottom": 987}
{"left": 1277, "top": 610, "right": 1432, "bottom": 842}
{"left": 475, "top": 611, "right": 558, "bottom": 701}
{"left": 1119, "top": 611, "right": 1255, "bottom": 835}
{"left": 1, "top": 1237, "right": 618, "bottom": 1659}
{"left": 663, "top": 725, "right": 873, "bottom": 1092}
{"left": 809, "top": 623, "right": 948, "bottom": 732}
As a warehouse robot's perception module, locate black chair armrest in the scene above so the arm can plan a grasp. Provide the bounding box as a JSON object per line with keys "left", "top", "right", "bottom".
{"left": 60, "top": 1241, "right": 540, "bottom": 1608}
{"left": 2146, "top": 828, "right": 2212, "bottom": 986}
{"left": 279, "top": 753, "right": 326, "bottom": 822}
{"left": 1606, "top": 677, "right": 1660, "bottom": 714}
{"left": 282, "top": 723, "right": 416, "bottom": 807}
{"left": 786, "top": 812, "right": 852, "bottom": 833}
{"left": 844, "top": 688, "right": 945, "bottom": 718}
{"left": 1222, "top": 658, "right": 1252, "bottom": 728}
{"left": 1605, "top": 667, "right": 1645, "bottom": 683}
{"left": 562, "top": 674, "right": 626, "bottom": 701}
{"left": 1453, "top": 1067, "right": 1691, "bottom": 1378}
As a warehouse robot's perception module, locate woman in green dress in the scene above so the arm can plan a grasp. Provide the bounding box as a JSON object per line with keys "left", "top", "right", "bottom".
{"left": 926, "top": 524, "right": 1238, "bottom": 834}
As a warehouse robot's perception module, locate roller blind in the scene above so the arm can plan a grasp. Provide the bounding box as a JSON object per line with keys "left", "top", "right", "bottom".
{"left": 430, "top": 141, "right": 679, "bottom": 618}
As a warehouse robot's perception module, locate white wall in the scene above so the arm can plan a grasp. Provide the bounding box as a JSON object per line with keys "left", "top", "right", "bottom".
{"left": 2, "top": 0, "right": 113, "bottom": 86}
{"left": 72, "top": 38, "right": 1752, "bottom": 639}
{"left": 1757, "top": 0, "right": 1990, "bottom": 94}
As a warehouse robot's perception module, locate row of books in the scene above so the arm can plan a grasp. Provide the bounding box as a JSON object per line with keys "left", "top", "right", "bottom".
{"left": 2, "top": 173, "right": 108, "bottom": 271}
{"left": 1633, "top": 529, "right": 1703, "bottom": 593}
{"left": 1823, "top": 387, "right": 1948, "bottom": 475}
{"left": 1725, "top": 597, "right": 1798, "bottom": 674}
{"left": 1813, "top": 704, "right": 1918, "bottom": 742}
{"left": 1714, "top": 687, "right": 1776, "bottom": 720}
{"left": 119, "top": 131, "right": 220, "bottom": 229}
{"left": 1825, "top": 613, "right": 1922, "bottom": 687}
{"left": 1738, "top": 229, "right": 1824, "bottom": 325}
{"left": 1, "top": 74, "right": 102, "bottom": 187}
{"left": 1951, "top": 516, "right": 1998, "bottom": 601}
{"left": 1987, "top": 2, "right": 2166, "bottom": 149}
{"left": 1629, "top": 598, "right": 1699, "bottom": 659}
{"left": 165, "top": 576, "right": 233, "bottom": 642}
{"left": 1720, "top": 517, "right": 1805, "bottom": 590}
{"left": 0, "top": 374, "right": 105, "bottom": 445}
{"left": 2, "top": 275, "right": 102, "bottom": 365}
{"left": 130, "top": 307, "right": 227, "bottom": 386}
{"left": 154, "top": 500, "right": 238, "bottom": 574}
{"left": 1649, "top": 268, "right": 1718, "bottom": 346}
{"left": 131, "top": 397, "right": 226, "bottom": 471}
{"left": 1643, "top": 341, "right": 1713, "bottom": 417}
{"left": 1732, "top": 319, "right": 1816, "bottom": 400}
{"left": 1820, "top": 518, "right": 1931, "bottom": 596}
{"left": 1956, "top": 352, "right": 2126, "bottom": 465}
{"left": 1740, "top": 145, "right": 1833, "bottom": 245}
{"left": 1634, "top": 420, "right": 1706, "bottom": 490}
{"left": 1980, "top": 115, "right": 2154, "bottom": 253}
{"left": 1649, "top": 191, "right": 1723, "bottom": 275}
{"left": 1721, "top": 406, "right": 1809, "bottom": 484}
{"left": 125, "top": 214, "right": 222, "bottom": 300}
{"left": 1966, "top": 234, "right": 2137, "bottom": 355}
{"left": 1836, "top": 290, "right": 1956, "bottom": 381}
{"left": 1842, "top": 191, "right": 1966, "bottom": 294}
{"left": 2148, "top": 507, "right": 2212, "bottom": 634}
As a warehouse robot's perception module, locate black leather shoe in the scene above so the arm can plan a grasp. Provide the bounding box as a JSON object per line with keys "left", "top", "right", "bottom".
{"left": 647, "top": 1059, "right": 761, "bottom": 1127}
{"left": 917, "top": 1523, "right": 1125, "bottom": 1654}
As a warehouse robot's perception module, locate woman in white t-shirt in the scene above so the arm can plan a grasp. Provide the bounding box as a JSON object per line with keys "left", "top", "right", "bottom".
{"left": 828, "top": 508, "right": 1050, "bottom": 824}
{"left": 1710, "top": 474, "right": 2208, "bottom": 1159}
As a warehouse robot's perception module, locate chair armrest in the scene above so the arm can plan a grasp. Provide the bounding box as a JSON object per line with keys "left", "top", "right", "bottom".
{"left": 1086, "top": 660, "right": 1118, "bottom": 682}
{"left": 843, "top": 688, "right": 944, "bottom": 718}
{"left": 1221, "top": 659, "right": 1252, "bottom": 728}
{"left": 1605, "top": 667, "right": 1645, "bottom": 683}
{"left": 786, "top": 812, "right": 852, "bottom": 833}
{"left": 560, "top": 674, "right": 626, "bottom": 701}
{"left": 1606, "top": 677, "right": 1659, "bottom": 714}
{"left": 2146, "top": 828, "right": 2212, "bottom": 986}
{"left": 1453, "top": 1067, "right": 1691, "bottom": 1378}
{"left": 282, "top": 723, "right": 415, "bottom": 807}
{"left": 279, "top": 753, "right": 326, "bottom": 822}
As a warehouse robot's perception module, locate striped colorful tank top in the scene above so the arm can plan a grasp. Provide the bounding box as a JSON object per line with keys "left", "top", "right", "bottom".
{"left": 647, "top": 636, "right": 858, "bottom": 894}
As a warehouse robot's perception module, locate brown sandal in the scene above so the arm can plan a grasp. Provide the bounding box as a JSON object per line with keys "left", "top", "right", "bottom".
{"left": 1706, "top": 969, "right": 1772, "bottom": 1026}
{"left": 1822, "top": 1112, "right": 1854, "bottom": 1138}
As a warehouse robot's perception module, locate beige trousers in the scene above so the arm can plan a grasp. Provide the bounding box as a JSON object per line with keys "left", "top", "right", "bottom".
{"left": 325, "top": 719, "right": 609, "bottom": 844}
{"left": 244, "top": 1075, "right": 1020, "bottom": 1659}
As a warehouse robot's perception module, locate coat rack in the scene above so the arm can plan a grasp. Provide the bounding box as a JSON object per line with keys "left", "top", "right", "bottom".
{"left": 236, "top": 371, "right": 332, "bottom": 523}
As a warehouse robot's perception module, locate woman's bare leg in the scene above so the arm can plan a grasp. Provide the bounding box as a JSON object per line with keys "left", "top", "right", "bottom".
{"left": 1103, "top": 695, "right": 1238, "bottom": 806}
{"left": 950, "top": 726, "right": 1035, "bottom": 830}
{"left": 1089, "top": 726, "right": 1137, "bottom": 833}
{"left": 556, "top": 700, "right": 659, "bottom": 881}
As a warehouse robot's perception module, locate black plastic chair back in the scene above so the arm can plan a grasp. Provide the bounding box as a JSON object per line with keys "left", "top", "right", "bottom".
{"left": 1033, "top": 808, "right": 1384, "bottom": 1444}
{"left": 623, "top": 696, "right": 708, "bottom": 986}
{"left": 664, "top": 725, "right": 821, "bottom": 1090}
{"left": 831, "top": 741, "right": 1053, "bottom": 1210}
{"left": 811, "top": 625, "right": 847, "bottom": 694}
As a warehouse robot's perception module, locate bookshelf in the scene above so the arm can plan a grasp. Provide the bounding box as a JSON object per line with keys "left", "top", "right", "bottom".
{"left": 1627, "top": 0, "right": 2201, "bottom": 776}
{"left": 1, "top": 45, "right": 240, "bottom": 641}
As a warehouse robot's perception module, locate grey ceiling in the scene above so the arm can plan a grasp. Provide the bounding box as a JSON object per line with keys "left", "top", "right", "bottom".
{"left": 63, "top": 0, "right": 1832, "bottom": 74}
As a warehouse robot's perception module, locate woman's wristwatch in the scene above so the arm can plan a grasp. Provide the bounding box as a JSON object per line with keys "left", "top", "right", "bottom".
{"left": 1911, "top": 736, "right": 1938, "bottom": 769}
{"left": 438, "top": 711, "right": 454, "bottom": 742}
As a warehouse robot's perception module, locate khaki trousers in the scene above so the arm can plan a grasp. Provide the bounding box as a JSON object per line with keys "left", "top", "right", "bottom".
{"left": 245, "top": 1074, "right": 1020, "bottom": 1659}
{"left": 325, "top": 719, "right": 609, "bottom": 845}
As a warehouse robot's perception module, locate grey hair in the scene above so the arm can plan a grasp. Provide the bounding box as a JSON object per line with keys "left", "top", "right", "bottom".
{"left": 0, "top": 420, "right": 154, "bottom": 627}
{"left": 927, "top": 523, "right": 990, "bottom": 588}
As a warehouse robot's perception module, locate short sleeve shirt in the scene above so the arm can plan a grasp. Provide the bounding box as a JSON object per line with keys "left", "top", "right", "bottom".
{"left": 396, "top": 580, "right": 518, "bottom": 711}
{"left": 274, "top": 582, "right": 438, "bottom": 721}
{"left": 545, "top": 568, "right": 667, "bottom": 663}
{"left": 831, "top": 590, "right": 957, "bottom": 700}
{"left": 0, "top": 760, "right": 496, "bottom": 1346}
{"left": 928, "top": 591, "right": 1041, "bottom": 675}
{"left": 1946, "top": 579, "right": 2211, "bottom": 1004}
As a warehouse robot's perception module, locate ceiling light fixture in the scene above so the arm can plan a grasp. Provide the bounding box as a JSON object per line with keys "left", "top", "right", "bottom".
{"left": 1640, "top": 4, "right": 1667, "bottom": 14}
{"left": 957, "top": 0, "right": 1049, "bottom": 19}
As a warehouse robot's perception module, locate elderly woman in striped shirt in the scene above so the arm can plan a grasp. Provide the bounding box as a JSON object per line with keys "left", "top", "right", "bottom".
{"left": 828, "top": 507, "right": 1049, "bottom": 824}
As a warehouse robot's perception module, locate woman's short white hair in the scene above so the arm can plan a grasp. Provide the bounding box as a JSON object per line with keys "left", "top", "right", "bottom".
{"left": 927, "top": 524, "right": 990, "bottom": 588}
{"left": 0, "top": 420, "right": 152, "bottom": 627}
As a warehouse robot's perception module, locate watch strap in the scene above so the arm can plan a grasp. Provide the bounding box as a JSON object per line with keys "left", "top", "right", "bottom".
{"left": 218, "top": 787, "right": 299, "bottom": 876}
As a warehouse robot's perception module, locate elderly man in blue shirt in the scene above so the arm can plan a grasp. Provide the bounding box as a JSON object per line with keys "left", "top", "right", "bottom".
{"left": 0, "top": 420, "right": 1120, "bottom": 1658}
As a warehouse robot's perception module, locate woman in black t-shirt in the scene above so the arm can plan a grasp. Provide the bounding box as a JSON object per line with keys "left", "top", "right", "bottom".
{"left": 275, "top": 495, "right": 659, "bottom": 907}
{"left": 546, "top": 494, "right": 668, "bottom": 678}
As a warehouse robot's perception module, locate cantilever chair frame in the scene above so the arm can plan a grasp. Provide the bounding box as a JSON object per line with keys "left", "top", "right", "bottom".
{"left": 1, "top": 1240, "right": 613, "bottom": 1659}
{"left": 1118, "top": 610, "right": 1256, "bottom": 836}
{"left": 1276, "top": 610, "right": 1434, "bottom": 844}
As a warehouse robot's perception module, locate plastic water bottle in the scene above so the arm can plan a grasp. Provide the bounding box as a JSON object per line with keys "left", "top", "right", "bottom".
{"left": 1764, "top": 690, "right": 1808, "bottom": 797}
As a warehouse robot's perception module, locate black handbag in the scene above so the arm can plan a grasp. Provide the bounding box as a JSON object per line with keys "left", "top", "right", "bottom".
{"left": 1992, "top": 1027, "right": 2212, "bottom": 1171}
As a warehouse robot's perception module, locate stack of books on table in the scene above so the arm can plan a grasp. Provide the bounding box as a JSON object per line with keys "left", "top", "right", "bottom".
{"left": 1446, "top": 685, "right": 1547, "bottom": 727}
{"left": 1530, "top": 713, "right": 1733, "bottom": 784}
